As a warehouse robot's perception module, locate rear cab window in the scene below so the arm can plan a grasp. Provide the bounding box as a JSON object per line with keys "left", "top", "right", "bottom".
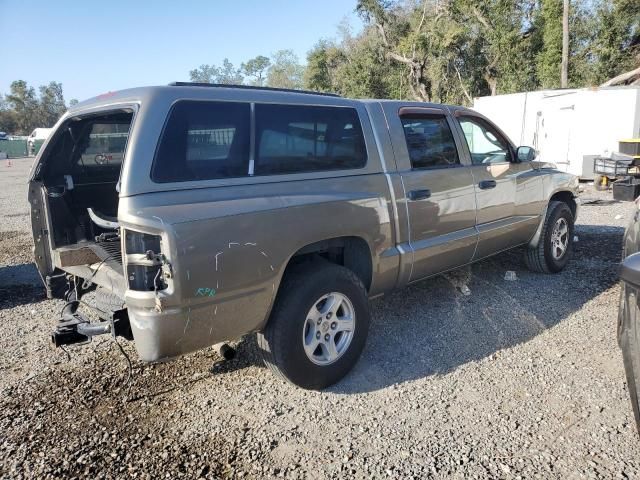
{"left": 151, "top": 100, "right": 367, "bottom": 183}
{"left": 152, "top": 101, "right": 250, "bottom": 182}
{"left": 254, "top": 104, "right": 366, "bottom": 175}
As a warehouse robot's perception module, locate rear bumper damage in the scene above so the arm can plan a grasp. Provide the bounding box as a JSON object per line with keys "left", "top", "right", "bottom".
{"left": 51, "top": 286, "right": 132, "bottom": 348}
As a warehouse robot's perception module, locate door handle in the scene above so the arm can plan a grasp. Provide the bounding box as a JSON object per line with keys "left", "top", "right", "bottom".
{"left": 408, "top": 189, "right": 431, "bottom": 201}
{"left": 478, "top": 180, "right": 497, "bottom": 190}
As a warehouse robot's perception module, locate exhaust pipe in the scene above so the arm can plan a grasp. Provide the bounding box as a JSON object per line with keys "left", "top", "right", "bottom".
{"left": 215, "top": 343, "right": 236, "bottom": 361}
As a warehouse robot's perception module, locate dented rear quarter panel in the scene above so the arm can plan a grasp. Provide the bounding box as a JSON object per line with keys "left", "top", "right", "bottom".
{"left": 114, "top": 88, "right": 398, "bottom": 361}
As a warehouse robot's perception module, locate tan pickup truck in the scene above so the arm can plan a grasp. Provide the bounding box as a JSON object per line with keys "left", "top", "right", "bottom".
{"left": 29, "top": 83, "right": 579, "bottom": 389}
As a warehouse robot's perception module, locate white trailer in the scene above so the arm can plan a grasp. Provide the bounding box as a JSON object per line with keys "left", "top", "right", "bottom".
{"left": 473, "top": 86, "right": 640, "bottom": 179}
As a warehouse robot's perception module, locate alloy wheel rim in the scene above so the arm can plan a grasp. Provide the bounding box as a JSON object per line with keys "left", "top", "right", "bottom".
{"left": 302, "top": 292, "right": 356, "bottom": 366}
{"left": 551, "top": 217, "right": 569, "bottom": 260}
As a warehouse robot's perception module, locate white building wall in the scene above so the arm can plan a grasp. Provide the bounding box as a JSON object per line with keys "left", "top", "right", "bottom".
{"left": 473, "top": 87, "right": 640, "bottom": 178}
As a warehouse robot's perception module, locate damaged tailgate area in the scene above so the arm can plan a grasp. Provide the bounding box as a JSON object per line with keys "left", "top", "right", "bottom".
{"left": 30, "top": 109, "right": 137, "bottom": 347}
{"left": 31, "top": 109, "right": 133, "bottom": 297}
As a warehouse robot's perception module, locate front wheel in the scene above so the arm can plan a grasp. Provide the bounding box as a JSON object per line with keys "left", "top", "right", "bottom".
{"left": 257, "top": 262, "right": 370, "bottom": 390}
{"left": 524, "top": 201, "right": 574, "bottom": 273}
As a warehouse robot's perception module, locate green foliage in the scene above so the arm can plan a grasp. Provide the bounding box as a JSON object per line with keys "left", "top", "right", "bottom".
{"left": 306, "top": 0, "right": 639, "bottom": 103}
{"left": 0, "top": 98, "right": 18, "bottom": 134}
{"left": 38, "top": 82, "right": 66, "bottom": 128}
{"left": 190, "top": 52, "right": 305, "bottom": 90}
{"left": 241, "top": 56, "right": 271, "bottom": 86}
{"left": 266, "top": 50, "right": 305, "bottom": 89}
{"left": 537, "top": 0, "right": 564, "bottom": 88}
{"left": 189, "top": 59, "right": 244, "bottom": 84}
{"left": 304, "top": 40, "right": 337, "bottom": 93}
{"left": 5, "top": 80, "right": 38, "bottom": 134}
{"left": 587, "top": 0, "right": 640, "bottom": 84}
{"left": 1, "top": 80, "right": 70, "bottom": 135}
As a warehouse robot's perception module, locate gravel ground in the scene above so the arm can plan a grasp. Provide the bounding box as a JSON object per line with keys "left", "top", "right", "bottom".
{"left": 1, "top": 156, "right": 639, "bottom": 479}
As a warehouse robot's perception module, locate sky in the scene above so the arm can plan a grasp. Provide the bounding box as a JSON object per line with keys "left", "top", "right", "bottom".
{"left": 0, "top": 0, "right": 363, "bottom": 102}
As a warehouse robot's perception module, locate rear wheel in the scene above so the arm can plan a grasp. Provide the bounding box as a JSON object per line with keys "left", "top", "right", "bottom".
{"left": 257, "top": 262, "right": 370, "bottom": 390}
{"left": 524, "top": 201, "right": 574, "bottom": 273}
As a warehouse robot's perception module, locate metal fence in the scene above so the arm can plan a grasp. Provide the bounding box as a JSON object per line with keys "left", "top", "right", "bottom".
{"left": 0, "top": 139, "right": 28, "bottom": 158}
{"left": 0, "top": 138, "right": 48, "bottom": 158}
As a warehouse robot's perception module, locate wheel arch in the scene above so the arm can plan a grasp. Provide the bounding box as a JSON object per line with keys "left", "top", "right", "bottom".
{"left": 258, "top": 235, "right": 373, "bottom": 333}
{"left": 528, "top": 189, "right": 577, "bottom": 248}
{"left": 549, "top": 190, "right": 578, "bottom": 219}
{"left": 284, "top": 236, "right": 373, "bottom": 292}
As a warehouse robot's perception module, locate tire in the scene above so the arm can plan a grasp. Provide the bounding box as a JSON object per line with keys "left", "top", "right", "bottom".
{"left": 594, "top": 174, "right": 609, "bottom": 191}
{"left": 257, "top": 262, "right": 370, "bottom": 390}
{"left": 619, "top": 284, "right": 640, "bottom": 436}
{"left": 524, "top": 201, "right": 574, "bottom": 273}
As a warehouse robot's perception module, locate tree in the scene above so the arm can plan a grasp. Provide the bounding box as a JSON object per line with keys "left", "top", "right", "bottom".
{"left": 189, "top": 64, "right": 220, "bottom": 83}
{"left": 217, "top": 59, "right": 244, "bottom": 85}
{"left": 1, "top": 80, "right": 75, "bottom": 134}
{"left": 266, "top": 50, "right": 304, "bottom": 89}
{"left": 242, "top": 55, "right": 271, "bottom": 86}
{"left": 305, "top": 41, "right": 336, "bottom": 92}
{"left": 537, "top": 0, "right": 564, "bottom": 88}
{"left": 589, "top": 0, "right": 640, "bottom": 85}
{"left": 184, "top": 0, "right": 638, "bottom": 105}
{"left": 356, "top": 0, "right": 434, "bottom": 101}
{"left": 601, "top": 66, "right": 640, "bottom": 86}
{"left": 0, "top": 98, "right": 18, "bottom": 133}
{"left": 38, "top": 82, "right": 66, "bottom": 127}
{"left": 5, "top": 80, "right": 38, "bottom": 134}
{"left": 188, "top": 59, "right": 243, "bottom": 84}
{"left": 561, "top": 0, "right": 570, "bottom": 87}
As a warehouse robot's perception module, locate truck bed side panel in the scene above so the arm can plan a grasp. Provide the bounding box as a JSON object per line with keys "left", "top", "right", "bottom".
{"left": 120, "top": 175, "right": 396, "bottom": 361}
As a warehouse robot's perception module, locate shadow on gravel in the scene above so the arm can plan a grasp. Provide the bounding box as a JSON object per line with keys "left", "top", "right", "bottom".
{"left": 0, "top": 263, "right": 41, "bottom": 288}
{"left": 0, "top": 263, "right": 44, "bottom": 309}
{"left": 331, "top": 224, "right": 625, "bottom": 394}
{"left": 0, "top": 284, "right": 45, "bottom": 309}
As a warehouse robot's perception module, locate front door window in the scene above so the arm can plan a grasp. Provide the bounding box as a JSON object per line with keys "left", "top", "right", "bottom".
{"left": 458, "top": 116, "right": 512, "bottom": 165}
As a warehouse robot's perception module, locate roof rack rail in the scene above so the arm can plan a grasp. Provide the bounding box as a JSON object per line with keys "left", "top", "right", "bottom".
{"left": 168, "top": 82, "right": 341, "bottom": 97}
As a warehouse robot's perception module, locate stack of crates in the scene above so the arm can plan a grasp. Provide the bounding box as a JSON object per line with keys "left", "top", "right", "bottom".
{"left": 613, "top": 139, "right": 640, "bottom": 201}
{"left": 619, "top": 139, "right": 640, "bottom": 158}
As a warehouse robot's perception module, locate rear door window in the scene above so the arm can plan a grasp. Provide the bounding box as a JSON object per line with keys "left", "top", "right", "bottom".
{"left": 152, "top": 100, "right": 250, "bottom": 182}
{"left": 254, "top": 104, "right": 366, "bottom": 175}
{"left": 400, "top": 115, "right": 460, "bottom": 169}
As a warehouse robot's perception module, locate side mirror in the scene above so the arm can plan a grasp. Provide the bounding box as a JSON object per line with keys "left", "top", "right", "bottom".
{"left": 516, "top": 146, "right": 537, "bottom": 162}
{"left": 621, "top": 252, "right": 640, "bottom": 287}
